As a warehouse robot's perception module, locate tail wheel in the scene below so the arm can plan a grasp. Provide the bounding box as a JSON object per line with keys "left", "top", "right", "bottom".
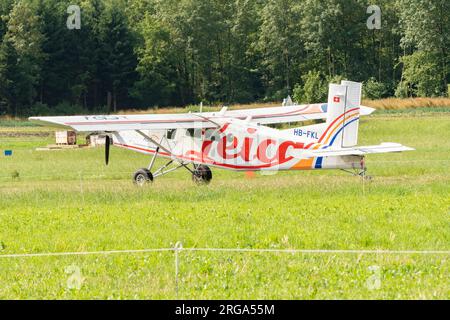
{"left": 192, "top": 165, "right": 212, "bottom": 185}
{"left": 133, "top": 168, "right": 153, "bottom": 186}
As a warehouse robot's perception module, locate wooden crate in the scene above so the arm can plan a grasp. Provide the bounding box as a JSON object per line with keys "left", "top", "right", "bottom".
{"left": 86, "top": 134, "right": 106, "bottom": 147}
{"left": 55, "top": 131, "right": 77, "bottom": 145}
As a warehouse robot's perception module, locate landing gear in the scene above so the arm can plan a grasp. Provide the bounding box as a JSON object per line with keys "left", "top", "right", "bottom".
{"left": 359, "top": 169, "right": 373, "bottom": 181}
{"left": 192, "top": 165, "right": 213, "bottom": 185}
{"left": 132, "top": 148, "right": 212, "bottom": 186}
{"left": 341, "top": 167, "right": 372, "bottom": 180}
{"left": 133, "top": 168, "right": 153, "bottom": 186}
{"left": 340, "top": 157, "right": 372, "bottom": 181}
{"left": 130, "top": 132, "right": 213, "bottom": 186}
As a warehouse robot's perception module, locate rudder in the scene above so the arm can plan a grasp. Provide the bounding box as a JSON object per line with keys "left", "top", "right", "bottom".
{"left": 325, "top": 81, "right": 361, "bottom": 148}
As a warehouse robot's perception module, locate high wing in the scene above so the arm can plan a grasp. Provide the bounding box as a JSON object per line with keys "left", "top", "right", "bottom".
{"left": 29, "top": 113, "right": 220, "bottom": 132}
{"left": 303, "top": 143, "right": 414, "bottom": 157}
{"left": 29, "top": 103, "right": 375, "bottom": 132}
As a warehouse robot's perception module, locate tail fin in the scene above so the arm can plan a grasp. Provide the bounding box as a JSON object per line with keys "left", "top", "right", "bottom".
{"left": 326, "top": 81, "right": 362, "bottom": 148}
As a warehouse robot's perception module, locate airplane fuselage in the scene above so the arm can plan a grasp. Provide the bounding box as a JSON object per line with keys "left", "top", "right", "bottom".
{"left": 113, "top": 119, "right": 364, "bottom": 172}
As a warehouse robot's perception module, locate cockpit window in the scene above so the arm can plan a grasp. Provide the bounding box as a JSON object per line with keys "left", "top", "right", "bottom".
{"left": 167, "top": 129, "right": 177, "bottom": 139}
{"left": 186, "top": 128, "right": 203, "bottom": 139}
{"left": 186, "top": 128, "right": 195, "bottom": 137}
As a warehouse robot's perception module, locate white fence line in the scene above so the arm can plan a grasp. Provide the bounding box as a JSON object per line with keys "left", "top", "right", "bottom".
{"left": 1, "top": 247, "right": 449, "bottom": 259}
{"left": 1, "top": 245, "right": 448, "bottom": 296}
{"left": 185, "top": 248, "right": 450, "bottom": 254}
{"left": 0, "top": 248, "right": 173, "bottom": 259}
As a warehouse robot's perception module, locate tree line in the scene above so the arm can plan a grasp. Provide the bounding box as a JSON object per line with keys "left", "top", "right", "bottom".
{"left": 0, "top": 0, "right": 448, "bottom": 116}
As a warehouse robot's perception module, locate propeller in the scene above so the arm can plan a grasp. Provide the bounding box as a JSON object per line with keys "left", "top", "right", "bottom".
{"left": 105, "top": 135, "right": 111, "bottom": 165}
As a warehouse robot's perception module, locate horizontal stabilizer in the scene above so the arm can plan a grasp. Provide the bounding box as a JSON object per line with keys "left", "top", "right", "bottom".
{"left": 304, "top": 143, "right": 414, "bottom": 157}
{"left": 360, "top": 105, "right": 376, "bottom": 116}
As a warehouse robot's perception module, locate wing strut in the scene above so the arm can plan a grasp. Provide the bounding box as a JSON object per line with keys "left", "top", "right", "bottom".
{"left": 135, "top": 130, "right": 173, "bottom": 155}
{"left": 135, "top": 129, "right": 196, "bottom": 175}
{"left": 148, "top": 136, "right": 163, "bottom": 172}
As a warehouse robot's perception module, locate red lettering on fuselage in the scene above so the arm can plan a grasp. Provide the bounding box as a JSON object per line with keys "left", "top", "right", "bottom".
{"left": 190, "top": 125, "right": 305, "bottom": 166}
{"left": 277, "top": 141, "right": 304, "bottom": 163}
{"left": 218, "top": 136, "right": 239, "bottom": 159}
{"left": 201, "top": 140, "right": 213, "bottom": 160}
{"left": 214, "top": 136, "right": 304, "bottom": 165}
{"left": 256, "top": 139, "right": 277, "bottom": 163}
{"left": 239, "top": 137, "right": 254, "bottom": 162}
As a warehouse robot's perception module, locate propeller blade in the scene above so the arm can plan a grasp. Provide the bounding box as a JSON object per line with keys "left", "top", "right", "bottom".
{"left": 105, "top": 135, "right": 110, "bottom": 165}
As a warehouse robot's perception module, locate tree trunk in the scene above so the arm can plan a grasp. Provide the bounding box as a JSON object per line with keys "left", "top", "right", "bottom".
{"left": 107, "top": 91, "right": 112, "bottom": 113}
{"left": 113, "top": 91, "right": 117, "bottom": 113}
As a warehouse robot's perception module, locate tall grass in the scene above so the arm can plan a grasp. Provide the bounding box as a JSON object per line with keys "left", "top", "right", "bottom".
{"left": 362, "top": 97, "right": 450, "bottom": 110}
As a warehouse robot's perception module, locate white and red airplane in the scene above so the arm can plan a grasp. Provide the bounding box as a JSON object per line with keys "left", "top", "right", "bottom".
{"left": 30, "top": 81, "right": 413, "bottom": 185}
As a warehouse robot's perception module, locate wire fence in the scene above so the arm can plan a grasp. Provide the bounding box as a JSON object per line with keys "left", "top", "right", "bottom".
{"left": 1, "top": 244, "right": 449, "bottom": 296}
{"left": 2, "top": 246, "right": 449, "bottom": 259}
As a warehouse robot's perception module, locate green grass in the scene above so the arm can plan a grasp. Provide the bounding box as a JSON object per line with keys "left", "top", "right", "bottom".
{"left": 0, "top": 119, "right": 39, "bottom": 127}
{"left": 0, "top": 112, "right": 449, "bottom": 299}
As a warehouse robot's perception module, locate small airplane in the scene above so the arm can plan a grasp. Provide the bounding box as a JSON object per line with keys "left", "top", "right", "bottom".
{"left": 30, "top": 81, "right": 413, "bottom": 185}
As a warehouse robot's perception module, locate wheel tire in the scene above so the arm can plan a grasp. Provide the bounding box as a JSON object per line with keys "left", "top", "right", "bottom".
{"left": 133, "top": 168, "right": 153, "bottom": 186}
{"left": 192, "top": 165, "right": 212, "bottom": 185}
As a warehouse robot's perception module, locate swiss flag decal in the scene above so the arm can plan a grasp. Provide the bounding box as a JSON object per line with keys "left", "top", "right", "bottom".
{"left": 333, "top": 96, "right": 340, "bottom": 103}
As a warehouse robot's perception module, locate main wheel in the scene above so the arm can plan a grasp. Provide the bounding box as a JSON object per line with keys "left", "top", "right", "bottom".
{"left": 192, "top": 165, "right": 212, "bottom": 185}
{"left": 133, "top": 168, "right": 153, "bottom": 186}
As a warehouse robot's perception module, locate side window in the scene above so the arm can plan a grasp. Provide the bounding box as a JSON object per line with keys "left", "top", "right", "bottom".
{"left": 185, "top": 128, "right": 203, "bottom": 139}
{"left": 194, "top": 128, "right": 203, "bottom": 139}
{"left": 205, "top": 129, "right": 220, "bottom": 142}
{"left": 167, "top": 129, "right": 177, "bottom": 139}
{"left": 186, "top": 128, "right": 195, "bottom": 137}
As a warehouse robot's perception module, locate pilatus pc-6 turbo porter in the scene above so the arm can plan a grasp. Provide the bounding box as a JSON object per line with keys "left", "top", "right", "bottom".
{"left": 30, "top": 81, "right": 413, "bottom": 185}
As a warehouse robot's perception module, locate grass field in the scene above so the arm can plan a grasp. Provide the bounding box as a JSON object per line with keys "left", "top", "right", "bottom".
{"left": 0, "top": 111, "right": 449, "bottom": 299}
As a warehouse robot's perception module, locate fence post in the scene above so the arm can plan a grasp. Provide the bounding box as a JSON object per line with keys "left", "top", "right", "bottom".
{"left": 79, "top": 171, "right": 85, "bottom": 204}
{"left": 174, "top": 241, "right": 183, "bottom": 298}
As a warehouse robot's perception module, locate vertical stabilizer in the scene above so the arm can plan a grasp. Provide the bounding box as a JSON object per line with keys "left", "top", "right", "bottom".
{"left": 340, "top": 81, "right": 361, "bottom": 147}
{"left": 325, "top": 82, "right": 361, "bottom": 148}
